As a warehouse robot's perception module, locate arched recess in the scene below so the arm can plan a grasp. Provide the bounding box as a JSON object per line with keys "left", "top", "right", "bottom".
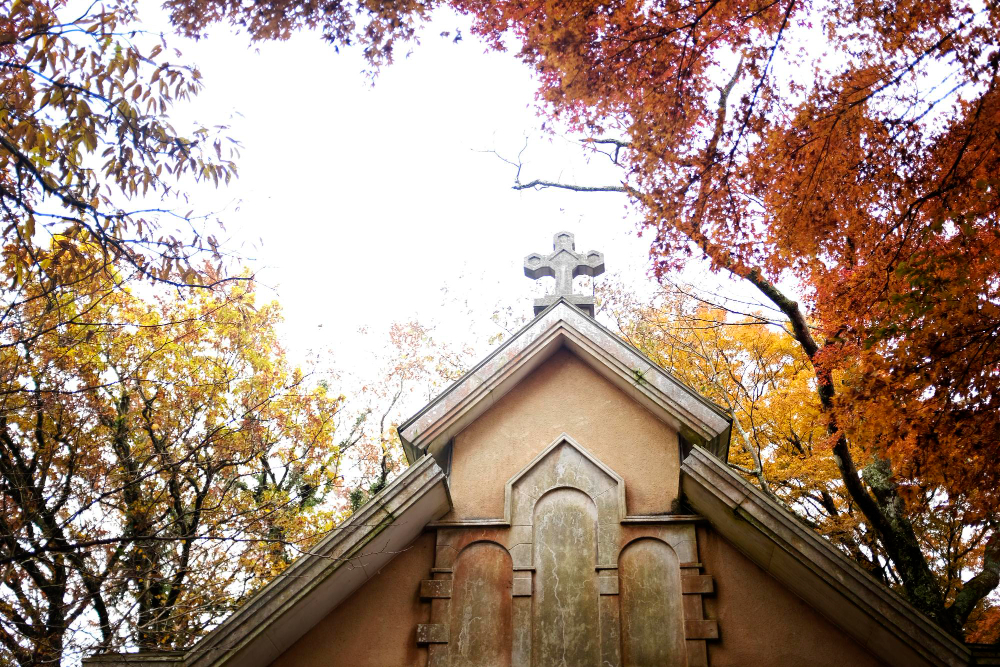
{"left": 505, "top": 433, "right": 625, "bottom": 570}
{"left": 533, "top": 487, "right": 600, "bottom": 667}
{"left": 449, "top": 541, "right": 513, "bottom": 667}
{"left": 618, "top": 538, "right": 685, "bottom": 667}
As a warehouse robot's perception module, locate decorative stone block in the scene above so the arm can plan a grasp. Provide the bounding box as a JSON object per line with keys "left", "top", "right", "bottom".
{"left": 682, "top": 594, "right": 703, "bottom": 621}
{"left": 685, "top": 639, "right": 709, "bottom": 667}
{"left": 434, "top": 546, "right": 456, "bottom": 569}
{"left": 681, "top": 575, "right": 714, "bottom": 595}
{"left": 509, "top": 524, "right": 531, "bottom": 546}
{"left": 599, "top": 594, "right": 622, "bottom": 666}
{"left": 419, "top": 580, "right": 452, "bottom": 599}
{"left": 416, "top": 624, "right": 449, "bottom": 645}
{"left": 598, "top": 576, "right": 619, "bottom": 595}
{"left": 427, "top": 644, "right": 448, "bottom": 667}
{"left": 509, "top": 542, "right": 532, "bottom": 568}
{"left": 512, "top": 577, "right": 532, "bottom": 597}
{"left": 597, "top": 522, "right": 621, "bottom": 567}
{"left": 513, "top": 597, "right": 532, "bottom": 664}
{"left": 673, "top": 538, "right": 698, "bottom": 563}
{"left": 684, "top": 619, "right": 719, "bottom": 640}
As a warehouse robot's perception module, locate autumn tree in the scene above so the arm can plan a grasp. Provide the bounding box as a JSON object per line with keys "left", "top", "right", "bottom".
{"left": 0, "top": 250, "right": 341, "bottom": 665}
{"left": 454, "top": 0, "right": 1000, "bottom": 637}
{"left": 1, "top": 0, "right": 238, "bottom": 309}
{"left": 341, "top": 319, "right": 475, "bottom": 511}
{"left": 600, "top": 280, "right": 998, "bottom": 626}
{"left": 128, "top": 0, "right": 1000, "bottom": 638}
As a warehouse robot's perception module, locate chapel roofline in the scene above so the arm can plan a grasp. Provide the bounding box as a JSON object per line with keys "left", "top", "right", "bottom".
{"left": 682, "top": 445, "right": 973, "bottom": 667}
{"left": 397, "top": 297, "right": 733, "bottom": 467}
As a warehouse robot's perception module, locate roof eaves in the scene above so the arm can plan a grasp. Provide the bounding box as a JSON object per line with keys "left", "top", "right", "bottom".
{"left": 398, "top": 298, "right": 732, "bottom": 463}
{"left": 397, "top": 298, "right": 568, "bottom": 439}
{"left": 681, "top": 446, "right": 969, "bottom": 667}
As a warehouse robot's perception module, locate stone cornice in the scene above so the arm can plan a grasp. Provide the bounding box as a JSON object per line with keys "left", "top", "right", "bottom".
{"left": 398, "top": 299, "right": 732, "bottom": 466}
{"left": 681, "top": 446, "right": 971, "bottom": 667}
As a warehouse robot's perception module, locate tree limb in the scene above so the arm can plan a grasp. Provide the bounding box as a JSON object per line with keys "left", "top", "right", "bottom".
{"left": 513, "top": 179, "right": 628, "bottom": 193}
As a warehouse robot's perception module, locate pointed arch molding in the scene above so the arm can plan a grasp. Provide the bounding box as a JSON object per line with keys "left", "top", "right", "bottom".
{"left": 503, "top": 433, "right": 627, "bottom": 527}
{"left": 418, "top": 434, "right": 715, "bottom": 667}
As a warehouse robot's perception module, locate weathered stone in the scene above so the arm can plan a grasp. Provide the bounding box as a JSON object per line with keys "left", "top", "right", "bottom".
{"left": 512, "top": 577, "right": 532, "bottom": 597}
{"left": 533, "top": 488, "right": 601, "bottom": 666}
{"left": 416, "top": 624, "right": 449, "bottom": 644}
{"left": 449, "top": 542, "right": 512, "bottom": 666}
{"left": 420, "top": 580, "right": 452, "bottom": 599}
{"left": 509, "top": 542, "right": 533, "bottom": 568}
{"left": 599, "top": 594, "right": 623, "bottom": 667}
{"left": 506, "top": 435, "right": 626, "bottom": 526}
{"left": 619, "top": 538, "right": 685, "bottom": 666}
{"left": 428, "top": 644, "right": 448, "bottom": 667}
{"left": 684, "top": 619, "right": 720, "bottom": 640}
{"left": 685, "top": 640, "right": 709, "bottom": 667}
{"left": 524, "top": 231, "right": 605, "bottom": 316}
{"left": 513, "top": 597, "right": 532, "bottom": 665}
{"left": 598, "top": 575, "right": 619, "bottom": 595}
{"left": 682, "top": 575, "right": 715, "bottom": 595}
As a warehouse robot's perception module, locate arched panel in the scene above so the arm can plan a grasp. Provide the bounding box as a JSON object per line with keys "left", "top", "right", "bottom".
{"left": 533, "top": 488, "right": 600, "bottom": 666}
{"left": 618, "top": 538, "right": 684, "bottom": 667}
{"left": 450, "top": 541, "right": 513, "bottom": 667}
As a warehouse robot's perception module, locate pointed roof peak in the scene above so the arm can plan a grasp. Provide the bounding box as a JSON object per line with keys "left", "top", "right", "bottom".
{"left": 398, "top": 299, "right": 732, "bottom": 466}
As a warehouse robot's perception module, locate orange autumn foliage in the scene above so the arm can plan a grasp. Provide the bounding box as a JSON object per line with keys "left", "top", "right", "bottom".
{"left": 110, "top": 0, "right": 1000, "bottom": 639}
{"left": 601, "top": 281, "right": 998, "bottom": 631}
{"left": 447, "top": 0, "right": 1000, "bottom": 636}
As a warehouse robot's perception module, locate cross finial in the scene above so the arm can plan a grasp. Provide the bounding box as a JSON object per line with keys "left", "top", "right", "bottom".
{"left": 524, "top": 231, "right": 605, "bottom": 316}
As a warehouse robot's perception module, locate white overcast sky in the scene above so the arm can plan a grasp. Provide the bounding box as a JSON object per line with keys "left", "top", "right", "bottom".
{"left": 141, "top": 5, "right": 753, "bottom": 379}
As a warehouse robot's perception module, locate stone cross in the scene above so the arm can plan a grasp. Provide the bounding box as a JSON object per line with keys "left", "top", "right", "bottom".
{"left": 524, "top": 231, "right": 605, "bottom": 316}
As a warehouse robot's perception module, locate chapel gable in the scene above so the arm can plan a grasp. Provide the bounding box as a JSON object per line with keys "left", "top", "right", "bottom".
{"left": 440, "top": 348, "right": 682, "bottom": 522}
{"left": 84, "top": 233, "right": 974, "bottom": 667}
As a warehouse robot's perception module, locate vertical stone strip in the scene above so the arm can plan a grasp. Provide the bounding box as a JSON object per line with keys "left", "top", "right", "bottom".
{"left": 512, "top": 570, "right": 532, "bottom": 666}
{"left": 420, "top": 529, "right": 455, "bottom": 667}
{"left": 598, "top": 567, "right": 621, "bottom": 667}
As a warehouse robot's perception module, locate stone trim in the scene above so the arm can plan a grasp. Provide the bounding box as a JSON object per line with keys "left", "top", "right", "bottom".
{"left": 397, "top": 299, "right": 732, "bottom": 465}
{"left": 503, "top": 433, "right": 627, "bottom": 524}
{"left": 512, "top": 577, "right": 532, "bottom": 597}
{"left": 427, "top": 518, "right": 510, "bottom": 527}
{"left": 681, "top": 445, "right": 971, "bottom": 667}
{"left": 427, "top": 513, "right": 707, "bottom": 531}
{"left": 598, "top": 574, "right": 619, "bottom": 595}
{"left": 685, "top": 620, "right": 720, "bottom": 640}
{"left": 419, "top": 580, "right": 452, "bottom": 599}
{"left": 673, "top": 558, "right": 715, "bottom": 667}
{"left": 416, "top": 624, "right": 449, "bottom": 645}
{"left": 682, "top": 575, "right": 715, "bottom": 594}
{"left": 621, "top": 514, "right": 704, "bottom": 524}
{"left": 83, "top": 655, "right": 184, "bottom": 665}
